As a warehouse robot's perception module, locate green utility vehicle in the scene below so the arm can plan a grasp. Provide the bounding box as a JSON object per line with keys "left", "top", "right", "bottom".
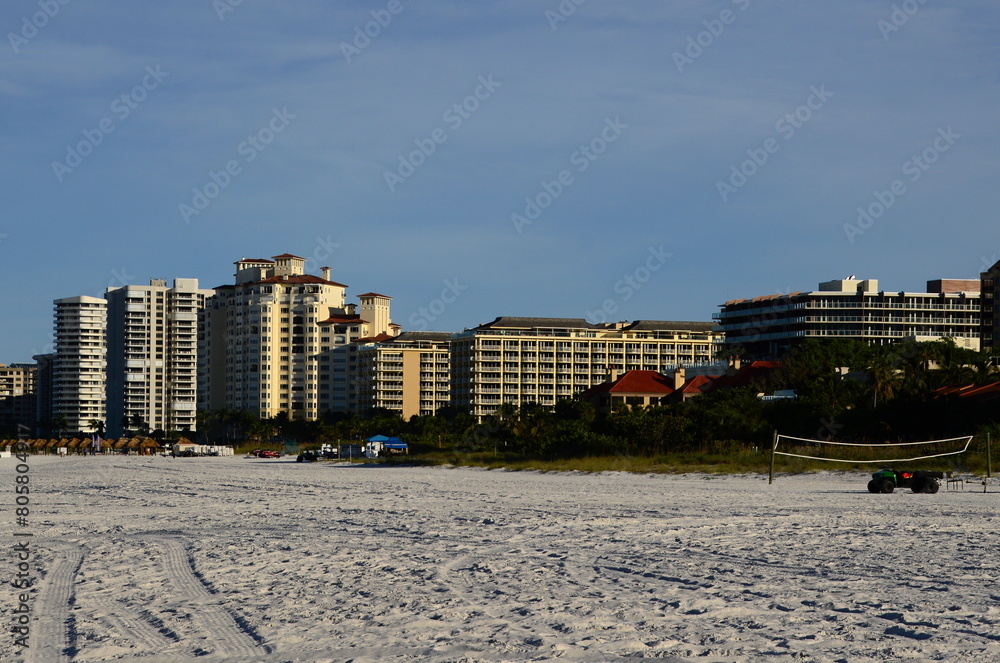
{"left": 867, "top": 469, "right": 944, "bottom": 494}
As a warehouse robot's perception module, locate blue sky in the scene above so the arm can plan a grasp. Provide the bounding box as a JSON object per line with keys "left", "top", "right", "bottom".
{"left": 2, "top": 0, "right": 999, "bottom": 363}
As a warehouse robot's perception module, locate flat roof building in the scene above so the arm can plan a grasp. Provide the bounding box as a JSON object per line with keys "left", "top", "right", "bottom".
{"left": 715, "top": 278, "right": 981, "bottom": 359}
{"left": 356, "top": 331, "right": 452, "bottom": 419}
{"left": 106, "top": 278, "right": 214, "bottom": 437}
{"left": 981, "top": 260, "right": 1000, "bottom": 355}
{"left": 0, "top": 363, "right": 36, "bottom": 436}
{"left": 52, "top": 295, "right": 107, "bottom": 435}
{"left": 451, "top": 316, "right": 722, "bottom": 420}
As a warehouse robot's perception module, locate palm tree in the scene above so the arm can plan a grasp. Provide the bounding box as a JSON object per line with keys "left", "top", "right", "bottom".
{"left": 129, "top": 413, "right": 149, "bottom": 437}
{"left": 971, "top": 354, "right": 998, "bottom": 385}
{"left": 233, "top": 410, "right": 257, "bottom": 443}
{"left": 866, "top": 352, "right": 902, "bottom": 407}
{"left": 195, "top": 409, "right": 211, "bottom": 437}
{"left": 88, "top": 419, "right": 106, "bottom": 436}
{"left": 52, "top": 413, "right": 69, "bottom": 439}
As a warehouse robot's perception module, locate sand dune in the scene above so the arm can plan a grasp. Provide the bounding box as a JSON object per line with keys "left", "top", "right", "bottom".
{"left": 3, "top": 455, "right": 998, "bottom": 662}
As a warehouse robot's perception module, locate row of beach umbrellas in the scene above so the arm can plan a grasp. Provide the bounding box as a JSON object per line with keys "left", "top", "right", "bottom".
{"left": 1, "top": 437, "right": 184, "bottom": 452}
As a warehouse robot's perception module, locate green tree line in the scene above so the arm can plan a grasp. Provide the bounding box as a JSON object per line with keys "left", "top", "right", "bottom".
{"left": 196, "top": 338, "right": 998, "bottom": 461}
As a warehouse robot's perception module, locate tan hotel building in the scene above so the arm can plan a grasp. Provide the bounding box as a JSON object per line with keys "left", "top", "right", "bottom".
{"left": 355, "top": 331, "right": 452, "bottom": 419}
{"left": 198, "top": 254, "right": 398, "bottom": 420}
{"left": 450, "top": 317, "right": 721, "bottom": 420}
{"left": 0, "top": 363, "right": 36, "bottom": 434}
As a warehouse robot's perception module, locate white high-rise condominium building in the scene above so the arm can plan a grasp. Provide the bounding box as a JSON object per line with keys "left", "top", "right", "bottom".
{"left": 715, "top": 278, "right": 981, "bottom": 359}
{"left": 105, "top": 278, "right": 215, "bottom": 437}
{"left": 199, "top": 254, "right": 398, "bottom": 420}
{"left": 52, "top": 296, "right": 107, "bottom": 435}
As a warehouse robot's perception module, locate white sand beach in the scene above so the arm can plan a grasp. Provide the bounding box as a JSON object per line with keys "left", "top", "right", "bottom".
{"left": 3, "top": 455, "right": 999, "bottom": 662}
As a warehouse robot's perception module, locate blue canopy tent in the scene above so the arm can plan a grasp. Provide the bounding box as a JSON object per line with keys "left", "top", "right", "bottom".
{"left": 384, "top": 436, "right": 408, "bottom": 452}
{"left": 366, "top": 434, "right": 408, "bottom": 454}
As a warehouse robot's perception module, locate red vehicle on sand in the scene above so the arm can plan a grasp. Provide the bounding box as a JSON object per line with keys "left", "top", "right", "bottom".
{"left": 251, "top": 449, "right": 281, "bottom": 459}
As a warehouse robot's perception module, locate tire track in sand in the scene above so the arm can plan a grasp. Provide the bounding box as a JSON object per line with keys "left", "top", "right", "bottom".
{"left": 26, "top": 542, "right": 84, "bottom": 663}
{"left": 88, "top": 597, "right": 181, "bottom": 653}
{"left": 156, "top": 537, "right": 266, "bottom": 657}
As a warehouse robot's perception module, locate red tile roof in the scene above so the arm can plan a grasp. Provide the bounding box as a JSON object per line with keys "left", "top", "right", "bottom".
{"left": 611, "top": 370, "right": 674, "bottom": 394}
{"left": 255, "top": 274, "right": 348, "bottom": 287}
{"left": 355, "top": 333, "right": 395, "bottom": 343}
{"left": 705, "top": 361, "right": 780, "bottom": 391}
{"left": 358, "top": 292, "right": 392, "bottom": 299}
{"left": 680, "top": 374, "right": 718, "bottom": 394}
{"left": 934, "top": 382, "right": 1000, "bottom": 404}
{"left": 272, "top": 253, "right": 306, "bottom": 260}
{"left": 586, "top": 370, "right": 674, "bottom": 396}
{"left": 318, "top": 314, "right": 364, "bottom": 325}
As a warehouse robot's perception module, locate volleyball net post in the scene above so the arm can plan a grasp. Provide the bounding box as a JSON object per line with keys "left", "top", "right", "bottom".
{"left": 769, "top": 430, "right": 778, "bottom": 485}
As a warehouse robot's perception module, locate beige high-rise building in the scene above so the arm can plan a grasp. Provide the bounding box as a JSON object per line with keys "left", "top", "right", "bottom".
{"left": 451, "top": 317, "right": 721, "bottom": 420}
{"left": 0, "top": 363, "right": 36, "bottom": 435}
{"left": 356, "top": 331, "right": 452, "bottom": 419}
{"left": 52, "top": 295, "right": 107, "bottom": 435}
{"left": 199, "top": 254, "right": 398, "bottom": 420}
{"left": 105, "top": 278, "right": 214, "bottom": 437}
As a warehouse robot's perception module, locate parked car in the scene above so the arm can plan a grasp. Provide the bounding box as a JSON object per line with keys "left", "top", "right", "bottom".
{"left": 296, "top": 451, "right": 318, "bottom": 462}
